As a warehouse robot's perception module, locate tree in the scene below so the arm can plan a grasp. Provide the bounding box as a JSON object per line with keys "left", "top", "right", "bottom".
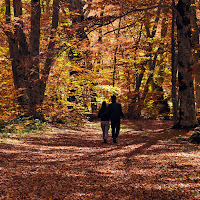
{"left": 190, "top": 0, "right": 200, "bottom": 116}
{"left": 176, "top": 0, "right": 198, "bottom": 127}
{"left": 171, "top": 0, "right": 178, "bottom": 126}
{"left": 1, "top": 0, "right": 199, "bottom": 127}
{"left": 94, "top": 0, "right": 199, "bottom": 127}
{"left": 4, "top": 0, "right": 59, "bottom": 119}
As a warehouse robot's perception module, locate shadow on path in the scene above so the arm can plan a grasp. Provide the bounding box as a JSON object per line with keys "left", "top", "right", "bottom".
{"left": 0, "top": 119, "right": 199, "bottom": 200}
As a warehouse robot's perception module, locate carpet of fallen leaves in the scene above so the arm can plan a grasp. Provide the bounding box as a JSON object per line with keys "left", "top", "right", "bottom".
{"left": 0, "top": 119, "right": 200, "bottom": 200}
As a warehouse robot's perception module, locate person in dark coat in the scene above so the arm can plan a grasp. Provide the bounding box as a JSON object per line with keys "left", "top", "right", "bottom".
{"left": 98, "top": 101, "right": 110, "bottom": 143}
{"left": 107, "top": 95, "right": 124, "bottom": 143}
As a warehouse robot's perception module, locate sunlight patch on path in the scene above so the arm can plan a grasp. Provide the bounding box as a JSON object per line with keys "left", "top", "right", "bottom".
{"left": 1, "top": 122, "right": 200, "bottom": 200}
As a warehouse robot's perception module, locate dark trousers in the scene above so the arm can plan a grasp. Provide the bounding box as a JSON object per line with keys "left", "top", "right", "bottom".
{"left": 111, "top": 120, "right": 120, "bottom": 139}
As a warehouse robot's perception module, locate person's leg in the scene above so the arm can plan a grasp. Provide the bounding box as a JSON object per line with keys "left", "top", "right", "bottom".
{"left": 115, "top": 121, "right": 120, "bottom": 138}
{"left": 111, "top": 121, "right": 117, "bottom": 143}
{"left": 104, "top": 121, "right": 109, "bottom": 140}
{"left": 101, "top": 122, "right": 104, "bottom": 131}
{"left": 101, "top": 122, "right": 106, "bottom": 141}
{"left": 111, "top": 121, "right": 116, "bottom": 138}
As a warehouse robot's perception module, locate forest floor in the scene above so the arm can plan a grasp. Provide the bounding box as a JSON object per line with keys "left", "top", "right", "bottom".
{"left": 0, "top": 119, "right": 200, "bottom": 200}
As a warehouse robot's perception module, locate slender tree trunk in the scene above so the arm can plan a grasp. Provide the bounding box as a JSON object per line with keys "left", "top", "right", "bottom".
{"left": 127, "top": 66, "right": 145, "bottom": 119}
{"left": 40, "top": 0, "right": 60, "bottom": 104}
{"left": 176, "top": 0, "right": 197, "bottom": 127}
{"left": 142, "top": 49, "right": 160, "bottom": 100}
{"left": 6, "top": 0, "right": 30, "bottom": 108}
{"left": 67, "top": 0, "right": 87, "bottom": 39}
{"left": 127, "top": 25, "right": 143, "bottom": 118}
{"left": 113, "top": 46, "right": 118, "bottom": 87}
{"left": 171, "top": 0, "right": 178, "bottom": 126}
{"left": 128, "top": 5, "right": 161, "bottom": 119}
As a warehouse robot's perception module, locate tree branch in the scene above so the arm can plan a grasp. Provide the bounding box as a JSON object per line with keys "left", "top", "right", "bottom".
{"left": 85, "top": 3, "right": 181, "bottom": 36}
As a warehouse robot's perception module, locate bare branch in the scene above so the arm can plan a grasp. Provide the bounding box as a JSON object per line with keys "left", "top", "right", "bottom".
{"left": 85, "top": 3, "right": 179, "bottom": 36}
{"left": 103, "top": 22, "right": 137, "bottom": 36}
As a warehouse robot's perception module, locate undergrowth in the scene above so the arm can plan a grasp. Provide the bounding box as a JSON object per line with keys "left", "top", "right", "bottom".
{"left": 0, "top": 117, "right": 46, "bottom": 138}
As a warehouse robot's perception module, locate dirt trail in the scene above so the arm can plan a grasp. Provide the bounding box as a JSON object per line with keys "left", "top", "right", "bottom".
{"left": 0, "top": 119, "right": 200, "bottom": 200}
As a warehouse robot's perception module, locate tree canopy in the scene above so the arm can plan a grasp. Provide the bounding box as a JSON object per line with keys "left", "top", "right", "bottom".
{"left": 0, "top": 0, "right": 200, "bottom": 128}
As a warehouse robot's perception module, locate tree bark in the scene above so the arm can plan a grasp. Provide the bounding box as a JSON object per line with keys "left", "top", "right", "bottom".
{"left": 190, "top": 0, "right": 200, "bottom": 114}
{"left": 40, "top": 0, "right": 60, "bottom": 107}
{"left": 66, "top": 0, "right": 87, "bottom": 39}
{"left": 6, "top": 0, "right": 30, "bottom": 108}
{"left": 5, "top": 0, "right": 60, "bottom": 119}
{"left": 176, "top": 0, "right": 198, "bottom": 127}
{"left": 26, "top": 0, "right": 41, "bottom": 117}
{"left": 127, "top": 25, "right": 143, "bottom": 118}
{"left": 171, "top": 0, "right": 178, "bottom": 126}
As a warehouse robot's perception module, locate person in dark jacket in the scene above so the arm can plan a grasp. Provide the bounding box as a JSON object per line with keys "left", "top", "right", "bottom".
{"left": 98, "top": 101, "right": 110, "bottom": 143}
{"left": 107, "top": 95, "right": 124, "bottom": 143}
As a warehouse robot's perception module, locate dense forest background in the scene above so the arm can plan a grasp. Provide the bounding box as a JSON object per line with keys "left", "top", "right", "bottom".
{"left": 1, "top": 0, "right": 200, "bottom": 129}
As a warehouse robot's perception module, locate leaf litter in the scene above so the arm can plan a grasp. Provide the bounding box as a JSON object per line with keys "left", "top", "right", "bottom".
{"left": 0, "top": 119, "right": 200, "bottom": 199}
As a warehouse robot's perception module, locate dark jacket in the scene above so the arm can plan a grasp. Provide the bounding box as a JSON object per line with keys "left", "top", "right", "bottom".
{"left": 107, "top": 102, "right": 124, "bottom": 122}
{"left": 98, "top": 108, "right": 109, "bottom": 121}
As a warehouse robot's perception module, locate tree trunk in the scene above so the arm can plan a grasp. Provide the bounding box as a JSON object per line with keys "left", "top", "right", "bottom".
{"left": 67, "top": 0, "right": 87, "bottom": 39}
{"left": 171, "top": 0, "right": 178, "bottom": 126}
{"left": 190, "top": 0, "right": 200, "bottom": 115}
{"left": 196, "top": 75, "right": 200, "bottom": 114}
{"left": 26, "top": 0, "right": 41, "bottom": 118}
{"left": 6, "top": 0, "right": 30, "bottom": 108}
{"left": 5, "top": 0, "right": 59, "bottom": 119}
{"left": 39, "top": 0, "right": 60, "bottom": 112}
{"left": 127, "top": 26, "right": 143, "bottom": 118}
{"left": 176, "top": 0, "right": 197, "bottom": 127}
{"left": 128, "top": 5, "right": 161, "bottom": 119}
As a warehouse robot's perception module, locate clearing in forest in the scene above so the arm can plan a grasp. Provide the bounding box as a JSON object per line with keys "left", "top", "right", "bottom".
{"left": 0, "top": 119, "right": 200, "bottom": 199}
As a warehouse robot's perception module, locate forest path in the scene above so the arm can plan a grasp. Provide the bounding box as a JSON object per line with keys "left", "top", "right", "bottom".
{"left": 0, "top": 119, "right": 200, "bottom": 200}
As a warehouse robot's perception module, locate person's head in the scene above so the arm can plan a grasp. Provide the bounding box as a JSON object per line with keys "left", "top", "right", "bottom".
{"left": 111, "top": 95, "right": 116, "bottom": 103}
{"left": 101, "top": 101, "right": 107, "bottom": 108}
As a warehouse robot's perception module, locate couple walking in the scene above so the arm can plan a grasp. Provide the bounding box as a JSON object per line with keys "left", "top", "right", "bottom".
{"left": 98, "top": 95, "right": 124, "bottom": 143}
